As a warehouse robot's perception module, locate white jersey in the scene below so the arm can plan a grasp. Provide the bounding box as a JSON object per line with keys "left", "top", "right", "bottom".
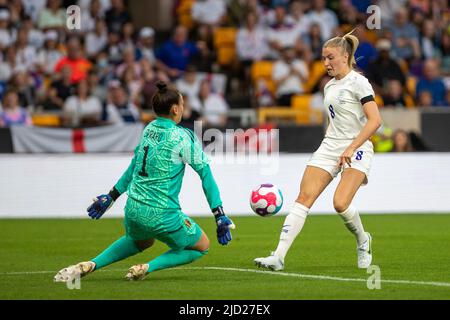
{"left": 323, "top": 70, "right": 375, "bottom": 140}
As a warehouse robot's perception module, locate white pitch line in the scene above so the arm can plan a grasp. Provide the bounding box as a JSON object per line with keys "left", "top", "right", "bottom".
{"left": 1, "top": 267, "right": 450, "bottom": 289}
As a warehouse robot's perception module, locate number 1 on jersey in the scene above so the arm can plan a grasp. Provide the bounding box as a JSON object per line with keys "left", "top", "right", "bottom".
{"left": 139, "top": 146, "right": 149, "bottom": 177}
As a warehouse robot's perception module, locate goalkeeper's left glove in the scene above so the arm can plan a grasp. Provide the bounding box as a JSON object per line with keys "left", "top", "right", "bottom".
{"left": 213, "top": 206, "right": 236, "bottom": 246}
{"left": 87, "top": 187, "right": 120, "bottom": 220}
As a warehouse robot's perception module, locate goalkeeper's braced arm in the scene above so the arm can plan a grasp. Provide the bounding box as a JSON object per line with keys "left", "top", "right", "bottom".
{"left": 87, "top": 147, "right": 138, "bottom": 219}
{"left": 196, "top": 165, "right": 236, "bottom": 245}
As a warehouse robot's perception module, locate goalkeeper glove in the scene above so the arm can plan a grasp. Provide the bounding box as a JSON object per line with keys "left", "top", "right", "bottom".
{"left": 87, "top": 187, "right": 120, "bottom": 220}
{"left": 213, "top": 206, "right": 235, "bottom": 246}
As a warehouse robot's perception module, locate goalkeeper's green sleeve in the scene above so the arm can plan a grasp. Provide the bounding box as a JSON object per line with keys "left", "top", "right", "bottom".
{"left": 196, "top": 164, "right": 222, "bottom": 211}
{"left": 113, "top": 146, "right": 138, "bottom": 195}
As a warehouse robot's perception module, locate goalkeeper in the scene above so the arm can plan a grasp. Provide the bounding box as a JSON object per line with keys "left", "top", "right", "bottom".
{"left": 54, "top": 82, "right": 235, "bottom": 282}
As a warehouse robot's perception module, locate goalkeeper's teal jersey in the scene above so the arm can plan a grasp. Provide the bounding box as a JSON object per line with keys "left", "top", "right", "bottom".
{"left": 113, "top": 117, "right": 222, "bottom": 233}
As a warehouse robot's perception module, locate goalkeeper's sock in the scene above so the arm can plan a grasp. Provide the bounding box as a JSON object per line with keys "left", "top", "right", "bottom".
{"left": 92, "top": 236, "right": 141, "bottom": 270}
{"left": 147, "top": 249, "right": 208, "bottom": 273}
{"left": 274, "top": 202, "right": 309, "bottom": 260}
{"left": 338, "top": 205, "right": 369, "bottom": 247}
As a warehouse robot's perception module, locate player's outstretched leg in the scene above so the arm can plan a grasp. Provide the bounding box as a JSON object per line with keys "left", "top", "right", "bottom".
{"left": 54, "top": 236, "right": 150, "bottom": 282}
{"left": 334, "top": 169, "right": 372, "bottom": 268}
{"left": 254, "top": 166, "right": 332, "bottom": 271}
{"left": 125, "top": 228, "right": 209, "bottom": 281}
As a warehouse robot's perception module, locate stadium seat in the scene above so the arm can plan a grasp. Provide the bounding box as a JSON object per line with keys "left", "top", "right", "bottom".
{"left": 217, "top": 47, "right": 236, "bottom": 66}
{"left": 32, "top": 114, "right": 61, "bottom": 127}
{"left": 303, "top": 61, "right": 326, "bottom": 93}
{"left": 406, "top": 76, "right": 417, "bottom": 97}
{"left": 365, "top": 30, "right": 378, "bottom": 44}
{"left": 251, "top": 61, "right": 274, "bottom": 82}
{"left": 176, "top": 0, "right": 195, "bottom": 29}
{"left": 258, "top": 106, "right": 323, "bottom": 125}
{"left": 375, "top": 94, "right": 384, "bottom": 107}
{"left": 213, "top": 27, "right": 238, "bottom": 66}
{"left": 405, "top": 94, "right": 416, "bottom": 108}
{"left": 291, "top": 94, "right": 312, "bottom": 123}
{"left": 141, "top": 111, "right": 156, "bottom": 124}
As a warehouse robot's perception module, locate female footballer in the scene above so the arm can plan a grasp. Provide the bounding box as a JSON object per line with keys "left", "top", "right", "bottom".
{"left": 255, "top": 31, "right": 381, "bottom": 270}
{"left": 55, "top": 82, "right": 235, "bottom": 282}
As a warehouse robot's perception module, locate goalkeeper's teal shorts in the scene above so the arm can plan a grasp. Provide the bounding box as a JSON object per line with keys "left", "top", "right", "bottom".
{"left": 124, "top": 198, "right": 202, "bottom": 250}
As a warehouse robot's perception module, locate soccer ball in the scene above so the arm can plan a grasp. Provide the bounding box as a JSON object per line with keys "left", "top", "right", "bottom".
{"left": 250, "top": 184, "right": 283, "bottom": 217}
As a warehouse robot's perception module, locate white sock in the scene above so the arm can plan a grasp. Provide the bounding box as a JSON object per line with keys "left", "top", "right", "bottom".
{"left": 339, "top": 205, "right": 368, "bottom": 247}
{"left": 274, "top": 202, "right": 309, "bottom": 260}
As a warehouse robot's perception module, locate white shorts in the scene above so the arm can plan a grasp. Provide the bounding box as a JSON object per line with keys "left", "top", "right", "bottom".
{"left": 307, "top": 138, "right": 374, "bottom": 185}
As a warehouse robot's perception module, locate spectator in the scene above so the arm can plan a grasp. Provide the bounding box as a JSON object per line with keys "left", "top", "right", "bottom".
{"left": 87, "top": 69, "right": 107, "bottom": 103}
{"left": 103, "top": 80, "right": 140, "bottom": 125}
{"left": 22, "top": 0, "right": 47, "bottom": 23}
{"left": 54, "top": 37, "right": 92, "bottom": 84}
{"left": 116, "top": 46, "right": 142, "bottom": 80}
{"left": 15, "top": 27, "right": 38, "bottom": 71}
{"left": 417, "top": 90, "right": 433, "bottom": 107}
{"left": 36, "top": 30, "right": 63, "bottom": 75}
{"left": 272, "top": 46, "right": 309, "bottom": 106}
{"left": 51, "top": 64, "right": 75, "bottom": 102}
{"left": 420, "top": 19, "right": 441, "bottom": 60}
{"left": 37, "top": 0, "right": 66, "bottom": 31}
{"left": 80, "top": 0, "right": 105, "bottom": 33}
{"left": 416, "top": 59, "right": 447, "bottom": 106}
{"left": 105, "top": 0, "right": 131, "bottom": 34}
{"left": 289, "top": 0, "right": 311, "bottom": 38}
{"left": 392, "top": 129, "right": 414, "bottom": 152}
{"left": 85, "top": 18, "right": 108, "bottom": 58}
{"left": 135, "top": 27, "right": 156, "bottom": 64}
{"left": 306, "top": 0, "right": 339, "bottom": 41}
{"left": 22, "top": 15, "right": 45, "bottom": 49}
{"left": 389, "top": 7, "right": 421, "bottom": 61}
{"left": 366, "top": 39, "right": 406, "bottom": 96}
{"left": 175, "top": 65, "right": 201, "bottom": 104}
{"left": 0, "top": 46, "right": 19, "bottom": 82}
{"left": 382, "top": 79, "right": 407, "bottom": 107}
{"left": 301, "top": 23, "right": 324, "bottom": 62}
{"left": 63, "top": 79, "right": 102, "bottom": 127}
{"left": 156, "top": 25, "right": 201, "bottom": 79}
{"left": 266, "top": 5, "right": 301, "bottom": 57}
{"left": 141, "top": 67, "right": 170, "bottom": 110}
{"left": 121, "top": 66, "right": 142, "bottom": 106}
{"left": 105, "top": 30, "right": 123, "bottom": 65}
{"left": 178, "top": 94, "right": 201, "bottom": 131}
{"left": 8, "top": 68, "right": 36, "bottom": 109}
{"left": 353, "top": 24, "right": 377, "bottom": 71}
{"left": 0, "top": 9, "right": 14, "bottom": 51}
{"left": 191, "top": 0, "right": 227, "bottom": 27}
{"left": 120, "top": 22, "right": 136, "bottom": 50}
{"left": 254, "top": 78, "right": 275, "bottom": 107}
{"left": 437, "top": 32, "right": 450, "bottom": 76}
{"left": 0, "top": 90, "right": 32, "bottom": 127}
{"left": 40, "top": 86, "right": 63, "bottom": 111}
{"left": 191, "top": 79, "right": 228, "bottom": 127}
{"left": 236, "top": 11, "right": 269, "bottom": 63}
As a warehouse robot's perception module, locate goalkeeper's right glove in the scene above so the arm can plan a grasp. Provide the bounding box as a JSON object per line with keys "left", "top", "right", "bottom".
{"left": 87, "top": 187, "right": 120, "bottom": 220}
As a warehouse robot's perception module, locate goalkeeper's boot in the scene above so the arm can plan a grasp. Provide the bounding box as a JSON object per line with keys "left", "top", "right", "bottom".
{"left": 357, "top": 232, "right": 372, "bottom": 269}
{"left": 254, "top": 252, "right": 284, "bottom": 271}
{"left": 53, "top": 261, "right": 96, "bottom": 282}
{"left": 125, "top": 264, "right": 149, "bottom": 281}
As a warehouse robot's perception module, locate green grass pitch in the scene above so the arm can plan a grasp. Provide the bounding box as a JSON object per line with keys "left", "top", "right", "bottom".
{"left": 1, "top": 214, "right": 450, "bottom": 300}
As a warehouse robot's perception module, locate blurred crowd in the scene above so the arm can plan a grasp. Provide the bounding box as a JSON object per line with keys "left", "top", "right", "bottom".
{"left": 0, "top": 0, "right": 448, "bottom": 153}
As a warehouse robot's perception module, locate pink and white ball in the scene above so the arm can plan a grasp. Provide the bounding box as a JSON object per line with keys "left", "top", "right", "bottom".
{"left": 250, "top": 184, "right": 283, "bottom": 217}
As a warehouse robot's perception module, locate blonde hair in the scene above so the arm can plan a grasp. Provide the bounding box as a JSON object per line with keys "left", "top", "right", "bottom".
{"left": 323, "top": 29, "right": 359, "bottom": 68}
